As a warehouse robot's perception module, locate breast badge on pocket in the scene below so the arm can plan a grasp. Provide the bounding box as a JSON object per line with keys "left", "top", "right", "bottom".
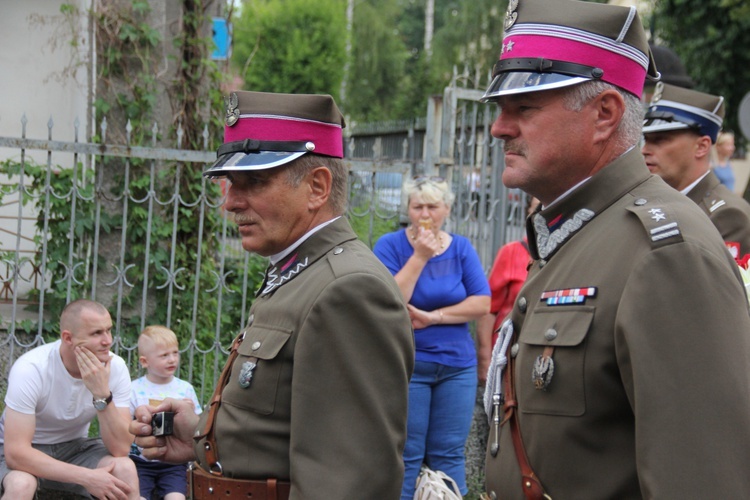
{"left": 238, "top": 360, "right": 257, "bottom": 389}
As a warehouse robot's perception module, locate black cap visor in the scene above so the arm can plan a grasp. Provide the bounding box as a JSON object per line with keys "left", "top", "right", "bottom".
{"left": 203, "top": 151, "right": 306, "bottom": 178}
{"left": 643, "top": 109, "right": 702, "bottom": 136}
{"left": 641, "top": 120, "right": 692, "bottom": 136}
{"left": 480, "top": 71, "right": 589, "bottom": 101}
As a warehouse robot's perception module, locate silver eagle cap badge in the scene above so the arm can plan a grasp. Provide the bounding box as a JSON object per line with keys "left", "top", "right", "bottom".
{"left": 225, "top": 92, "right": 240, "bottom": 127}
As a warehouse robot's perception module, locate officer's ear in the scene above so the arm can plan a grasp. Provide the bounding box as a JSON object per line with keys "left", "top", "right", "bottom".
{"left": 694, "top": 135, "right": 712, "bottom": 160}
{"left": 591, "top": 89, "right": 625, "bottom": 145}
{"left": 307, "top": 166, "right": 332, "bottom": 211}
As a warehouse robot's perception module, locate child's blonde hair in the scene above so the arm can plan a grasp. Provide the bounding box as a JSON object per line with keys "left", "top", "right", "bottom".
{"left": 138, "top": 325, "right": 178, "bottom": 357}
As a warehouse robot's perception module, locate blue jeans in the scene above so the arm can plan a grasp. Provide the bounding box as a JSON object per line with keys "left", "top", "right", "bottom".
{"left": 401, "top": 360, "right": 477, "bottom": 499}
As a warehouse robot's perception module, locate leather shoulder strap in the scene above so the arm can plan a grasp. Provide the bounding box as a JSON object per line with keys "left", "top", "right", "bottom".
{"left": 503, "top": 338, "right": 551, "bottom": 500}
{"left": 194, "top": 332, "right": 245, "bottom": 476}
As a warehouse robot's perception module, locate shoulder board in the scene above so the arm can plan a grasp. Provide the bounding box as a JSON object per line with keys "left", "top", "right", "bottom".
{"left": 707, "top": 198, "right": 727, "bottom": 213}
{"left": 625, "top": 197, "right": 684, "bottom": 249}
{"left": 326, "top": 240, "right": 368, "bottom": 276}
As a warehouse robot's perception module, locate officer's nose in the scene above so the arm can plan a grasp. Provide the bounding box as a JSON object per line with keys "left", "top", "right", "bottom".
{"left": 491, "top": 110, "right": 517, "bottom": 142}
{"left": 224, "top": 182, "right": 247, "bottom": 213}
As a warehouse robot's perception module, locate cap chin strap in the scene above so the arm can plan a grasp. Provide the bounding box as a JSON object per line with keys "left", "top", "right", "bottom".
{"left": 216, "top": 139, "right": 314, "bottom": 158}
{"left": 493, "top": 58, "right": 604, "bottom": 80}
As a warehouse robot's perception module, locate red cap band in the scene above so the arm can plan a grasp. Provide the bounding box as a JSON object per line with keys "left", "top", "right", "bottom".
{"left": 503, "top": 31, "right": 647, "bottom": 97}
{"left": 224, "top": 115, "right": 344, "bottom": 158}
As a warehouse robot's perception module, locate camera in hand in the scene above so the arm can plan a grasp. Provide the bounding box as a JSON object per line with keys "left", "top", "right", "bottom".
{"left": 151, "top": 411, "right": 175, "bottom": 437}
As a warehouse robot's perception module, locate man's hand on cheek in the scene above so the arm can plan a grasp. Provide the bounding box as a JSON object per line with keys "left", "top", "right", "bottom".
{"left": 75, "top": 345, "right": 110, "bottom": 397}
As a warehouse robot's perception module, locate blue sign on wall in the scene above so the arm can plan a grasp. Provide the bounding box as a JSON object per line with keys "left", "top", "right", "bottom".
{"left": 212, "top": 17, "right": 231, "bottom": 61}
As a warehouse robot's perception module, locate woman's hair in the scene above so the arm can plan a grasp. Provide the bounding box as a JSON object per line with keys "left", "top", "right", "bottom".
{"left": 713, "top": 131, "right": 736, "bottom": 164}
{"left": 401, "top": 176, "right": 455, "bottom": 211}
{"left": 716, "top": 131, "right": 735, "bottom": 146}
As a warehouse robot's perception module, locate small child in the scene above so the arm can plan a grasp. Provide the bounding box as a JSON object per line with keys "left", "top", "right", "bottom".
{"left": 130, "top": 325, "right": 202, "bottom": 500}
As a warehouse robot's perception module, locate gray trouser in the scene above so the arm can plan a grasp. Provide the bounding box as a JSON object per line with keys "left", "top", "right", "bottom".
{"left": 0, "top": 438, "right": 109, "bottom": 498}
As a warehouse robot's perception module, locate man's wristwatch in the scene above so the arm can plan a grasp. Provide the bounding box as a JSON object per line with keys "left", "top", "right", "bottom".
{"left": 93, "top": 392, "right": 113, "bottom": 411}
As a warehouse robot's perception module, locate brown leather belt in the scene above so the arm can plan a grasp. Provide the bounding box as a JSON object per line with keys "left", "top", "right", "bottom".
{"left": 189, "top": 464, "right": 291, "bottom": 500}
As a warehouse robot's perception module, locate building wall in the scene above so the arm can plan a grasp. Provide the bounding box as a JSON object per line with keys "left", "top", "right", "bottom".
{"left": 0, "top": 0, "right": 92, "bottom": 155}
{"left": 0, "top": 0, "right": 92, "bottom": 304}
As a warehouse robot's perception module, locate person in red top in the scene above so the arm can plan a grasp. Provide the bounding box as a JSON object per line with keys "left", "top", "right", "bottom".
{"left": 477, "top": 196, "right": 539, "bottom": 384}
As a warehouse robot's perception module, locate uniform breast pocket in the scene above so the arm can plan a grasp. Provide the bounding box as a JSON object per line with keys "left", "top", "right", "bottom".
{"left": 518, "top": 307, "right": 593, "bottom": 416}
{"left": 221, "top": 326, "right": 291, "bottom": 416}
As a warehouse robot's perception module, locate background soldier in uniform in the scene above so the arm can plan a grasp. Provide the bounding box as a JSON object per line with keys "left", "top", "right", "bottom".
{"left": 130, "top": 91, "right": 414, "bottom": 499}
{"left": 481, "top": 0, "right": 750, "bottom": 498}
{"left": 642, "top": 83, "right": 750, "bottom": 259}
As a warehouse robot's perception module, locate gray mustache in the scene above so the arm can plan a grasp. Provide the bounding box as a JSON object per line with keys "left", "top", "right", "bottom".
{"left": 232, "top": 214, "right": 254, "bottom": 224}
{"left": 504, "top": 142, "right": 525, "bottom": 156}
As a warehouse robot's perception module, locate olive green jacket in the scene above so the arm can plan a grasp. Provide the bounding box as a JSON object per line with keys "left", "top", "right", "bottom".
{"left": 485, "top": 148, "right": 750, "bottom": 499}
{"left": 687, "top": 169, "right": 750, "bottom": 258}
{"left": 195, "top": 217, "right": 414, "bottom": 499}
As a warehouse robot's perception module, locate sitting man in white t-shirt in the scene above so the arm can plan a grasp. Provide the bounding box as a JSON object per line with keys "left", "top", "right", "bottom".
{"left": 0, "top": 299, "right": 138, "bottom": 499}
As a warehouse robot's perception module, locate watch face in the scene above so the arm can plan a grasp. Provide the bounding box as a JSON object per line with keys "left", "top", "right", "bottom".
{"left": 93, "top": 392, "right": 112, "bottom": 411}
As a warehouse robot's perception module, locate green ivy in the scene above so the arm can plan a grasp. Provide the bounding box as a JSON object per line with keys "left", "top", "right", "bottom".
{"left": 86, "top": 0, "right": 260, "bottom": 356}
{"left": 347, "top": 208, "right": 400, "bottom": 249}
{"left": 0, "top": 3, "right": 267, "bottom": 367}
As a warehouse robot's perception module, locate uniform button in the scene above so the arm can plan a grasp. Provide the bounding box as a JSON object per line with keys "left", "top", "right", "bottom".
{"left": 634, "top": 198, "right": 647, "bottom": 206}
{"left": 539, "top": 260, "right": 546, "bottom": 268}
{"left": 544, "top": 328, "right": 558, "bottom": 341}
{"left": 247, "top": 314, "right": 254, "bottom": 325}
{"left": 251, "top": 341, "right": 262, "bottom": 350}
{"left": 511, "top": 343, "right": 519, "bottom": 358}
{"left": 333, "top": 247, "right": 344, "bottom": 255}
{"left": 517, "top": 296, "right": 527, "bottom": 313}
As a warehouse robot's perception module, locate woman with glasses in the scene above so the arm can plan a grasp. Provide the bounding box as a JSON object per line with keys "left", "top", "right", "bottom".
{"left": 374, "top": 176, "right": 490, "bottom": 499}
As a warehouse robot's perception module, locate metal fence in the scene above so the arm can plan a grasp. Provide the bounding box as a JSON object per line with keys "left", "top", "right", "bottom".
{"left": 0, "top": 82, "right": 525, "bottom": 406}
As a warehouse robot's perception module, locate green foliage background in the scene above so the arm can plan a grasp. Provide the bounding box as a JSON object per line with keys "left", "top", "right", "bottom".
{"left": 228, "top": 0, "right": 749, "bottom": 147}
{"left": 0, "top": 2, "right": 266, "bottom": 396}
{"left": 90, "top": 1, "right": 243, "bottom": 361}
{"left": 226, "top": 0, "right": 620, "bottom": 124}
{"left": 652, "top": 0, "right": 750, "bottom": 147}
{"left": 232, "top": 0, "right": 347, "bottom": 99}
{"left": 230, "top": 0, "right": 509, "bottom": 122}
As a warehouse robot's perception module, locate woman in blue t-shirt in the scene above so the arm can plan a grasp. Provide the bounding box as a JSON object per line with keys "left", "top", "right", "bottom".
{"left": 374, "top": 176, "right": 490, "bottom": 499}
{"left": 712, "top": 131, "right": 736, "bottom": 192}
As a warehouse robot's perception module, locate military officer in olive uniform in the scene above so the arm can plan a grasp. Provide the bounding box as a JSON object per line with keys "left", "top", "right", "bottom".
{"left": 480, "top": 0, "right": 750, "bottom": 498}
{"left": 642, "top": 83, "right": 750, "bottom": 260}
{"left": 130, "top": 91, "right": 414, "bottom": 499}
